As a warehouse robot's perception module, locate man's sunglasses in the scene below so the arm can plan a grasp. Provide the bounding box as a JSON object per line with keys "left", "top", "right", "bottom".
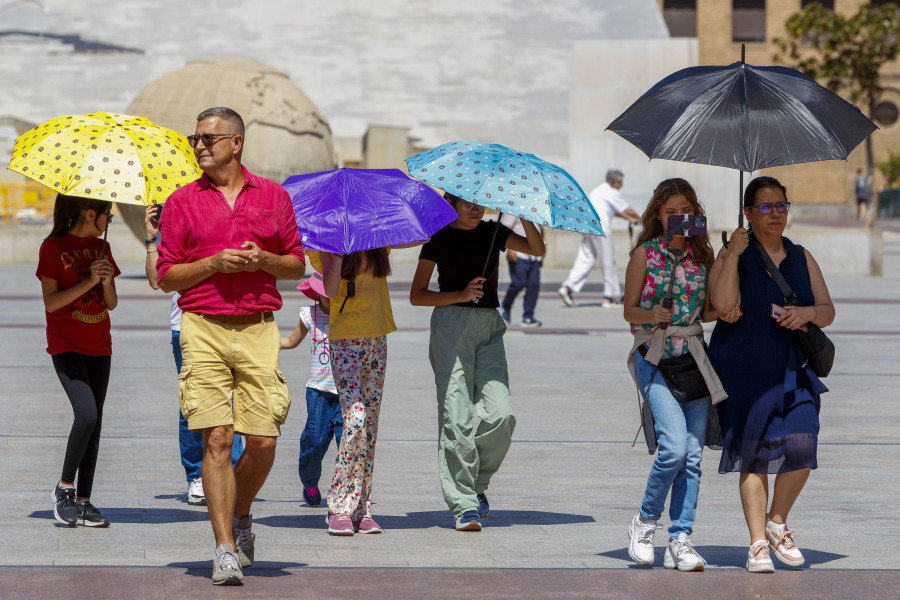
{"left": 186, "top": 133, "right": 238, "bottom": 148}
{"left": 748, "top": 201, "right": 790, "bottom": 215}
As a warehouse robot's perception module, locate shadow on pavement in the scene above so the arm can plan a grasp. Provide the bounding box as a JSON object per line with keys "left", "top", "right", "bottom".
{"left": 257, "top": 510, "right": 596, "bottom": 531}
{"left": 29, "top": 507, "right": 209, "bottom": 524}
{"left": 598, "top": 545, "right": 846, "bottom": 569}
{"left": 166, "top": 561, "right": 306, "bottom": 578}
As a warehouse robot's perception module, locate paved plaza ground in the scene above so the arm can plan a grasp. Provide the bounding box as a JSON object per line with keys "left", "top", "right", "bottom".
{"left": 1, "top": 235, "right": 899, "bottom": 598}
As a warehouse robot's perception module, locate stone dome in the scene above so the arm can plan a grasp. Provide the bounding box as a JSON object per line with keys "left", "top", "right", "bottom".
{"left": 120, "top": 56, "right": 336, "bottom": 239}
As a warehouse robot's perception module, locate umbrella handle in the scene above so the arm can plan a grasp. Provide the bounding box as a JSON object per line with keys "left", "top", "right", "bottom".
{"left": 471, "top": 216, "right": 504, "bottom": 305}
{"left": 721, "top": 230, "right": 729, "bottom": 248}
{"left": 101, "top": 219, "right": 110, "bottom": 260}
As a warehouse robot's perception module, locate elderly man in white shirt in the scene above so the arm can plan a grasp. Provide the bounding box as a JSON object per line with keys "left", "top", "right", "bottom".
{"left": 558, "top": 169, "right": 639, "bottom": 308}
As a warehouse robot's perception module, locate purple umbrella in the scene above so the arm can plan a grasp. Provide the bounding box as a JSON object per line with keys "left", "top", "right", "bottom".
{"left": 284, "top": 168, "right": 458, "bottom": 254}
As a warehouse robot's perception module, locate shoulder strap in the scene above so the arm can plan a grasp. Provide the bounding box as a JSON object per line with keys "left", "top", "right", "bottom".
{"left": 755, "top": 241, "right": 797, "bottom": 305}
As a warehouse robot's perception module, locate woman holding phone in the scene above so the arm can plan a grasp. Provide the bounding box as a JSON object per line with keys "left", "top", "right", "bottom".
{"left": 623, "top": 178, "right": 736, "bottom": 571}
{"left": 709, "top": 176, "right": 834, "bottom": 573}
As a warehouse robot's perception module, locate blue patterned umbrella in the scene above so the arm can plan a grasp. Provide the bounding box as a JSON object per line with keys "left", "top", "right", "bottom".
{"left": 406, "top": 140, "right": 604, "bottom": 236}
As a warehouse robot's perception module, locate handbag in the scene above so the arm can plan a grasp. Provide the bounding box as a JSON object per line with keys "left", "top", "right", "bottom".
{"left": 638, "top": 344, "right": 710, "bottom": 403}
{"left": 756, "top": 242, "right": 835, "bottom": 377}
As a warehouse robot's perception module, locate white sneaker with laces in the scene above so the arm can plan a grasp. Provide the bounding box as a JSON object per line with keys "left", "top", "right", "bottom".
{"left": 663, "top": 533, "right": 706, "bottom": 571}
{"left": 187, "top": 477, "right": 205, "bottom": 506}
{"left": 766, "top": 521, "right": 804, "bottom": 566}
{"left": 627, "top": 514, "right": 660, "bottom": 566}
{"left": 747, "top": 539, "right": 775, "bottom": 573}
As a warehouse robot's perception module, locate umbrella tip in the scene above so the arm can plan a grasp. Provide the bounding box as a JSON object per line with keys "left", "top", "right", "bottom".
{"left": 741, "top": 43, "right": 745, "bottom": 64}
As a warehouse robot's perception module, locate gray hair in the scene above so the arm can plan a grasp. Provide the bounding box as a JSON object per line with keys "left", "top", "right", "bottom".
{"left": 196, "top": 107, "right": 245, "bottom": 137}
{"left": 606, "top": 169, "right": 624, "bottom": 185}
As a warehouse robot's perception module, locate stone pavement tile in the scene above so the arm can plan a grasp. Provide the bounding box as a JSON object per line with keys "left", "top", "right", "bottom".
{"left": 1, "top": 567, "right": 898, "bottom": 599}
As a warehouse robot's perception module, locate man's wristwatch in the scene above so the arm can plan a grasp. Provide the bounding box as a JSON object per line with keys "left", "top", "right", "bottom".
{"left": 144, "top": 237, "right": 157, "bottom": 246}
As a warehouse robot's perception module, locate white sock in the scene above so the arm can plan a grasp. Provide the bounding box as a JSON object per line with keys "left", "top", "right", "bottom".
{"left": 58, "top": 482, "right": 74, "bottom": 490}
{"left": 766, "top": 519, "right": 785, "bottom": 533}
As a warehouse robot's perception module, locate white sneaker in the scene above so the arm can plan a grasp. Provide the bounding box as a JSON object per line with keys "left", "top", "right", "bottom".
{"left": 627, "top": 514, "right": 660, "bottom": 566}
{"left": 557, "top": 286, "right": 574, "bottom": 307}
{"left": 663, "top": 533, "right": 706, "bottom": 571}
{"left": 747, "top": 539, "right": 775, "bottom": 573}
{"left": 187, "top": 477, "right": 206, "bottom": 506}
{"left": 766, "top": 521, "right": 804, "bottom": 566}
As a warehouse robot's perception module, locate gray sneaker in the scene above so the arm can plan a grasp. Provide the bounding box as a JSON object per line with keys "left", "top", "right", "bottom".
{"left": 212, "top": 543, "right": 243, "bottom": 586}
{"left": 233, "top": 514, "right": 255, "bottom": 568}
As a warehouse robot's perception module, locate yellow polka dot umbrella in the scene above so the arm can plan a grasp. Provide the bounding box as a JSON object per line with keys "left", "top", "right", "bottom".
{"left": 7, "top": 111, "right": 200, "bottom": 206}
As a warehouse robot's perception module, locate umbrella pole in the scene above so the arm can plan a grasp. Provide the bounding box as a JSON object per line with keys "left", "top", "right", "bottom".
{"left": 738, "top": 170, "right": 744, "bottom": 229}
{"left": 101, "top": 218, "right": 110, "bottom": 260}
{"left": 471, "top": 215, "right": 503, "bottom": 305}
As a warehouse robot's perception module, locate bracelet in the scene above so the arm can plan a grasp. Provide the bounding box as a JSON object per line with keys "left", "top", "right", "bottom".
{"left": 144, "top": 237, "right": 157, "bottom": 246}
{"left": 146, "top": 246, "right": 158, "bottom": 254}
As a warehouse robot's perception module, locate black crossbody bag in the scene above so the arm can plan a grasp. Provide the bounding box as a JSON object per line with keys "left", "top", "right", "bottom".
{"left": 637, "top": 343, "right": 710, "bottom": 403}
{"left": 756, "top": 242, "right": 835, "bottom": 378}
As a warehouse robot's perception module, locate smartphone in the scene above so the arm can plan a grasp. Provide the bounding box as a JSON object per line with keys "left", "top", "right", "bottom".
{"left": 771, "top": 303, "right": 785, "bottom": 319}
{"left": 666, "top": 214, "right": 707, "bottom": 237}
{"left": 150, "top": 202, "right": 164, "bottom": 225}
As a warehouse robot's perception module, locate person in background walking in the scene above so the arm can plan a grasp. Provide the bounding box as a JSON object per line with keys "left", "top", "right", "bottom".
{"left": 280, "top": 272, "right": 343, "bottom": 509}
{"left": 499, "top": 213, "right": 545, "bottom": 327}
{"left": 410, "top": 194, "right": 545, "bottom": 531}
{"left": 144, "top": 203, "right": 243, "bottom": 507}
{"left": 39, "top": 194, "right": 119, "bottom": 528}
{"left": 709, "top": 176, "right": 834, "bottom": 573}
{"left": 559, "top": 169, "right": 640, "bottom": 308}
{"left": 855, "top": 168, "right": 870, "bottom": 221}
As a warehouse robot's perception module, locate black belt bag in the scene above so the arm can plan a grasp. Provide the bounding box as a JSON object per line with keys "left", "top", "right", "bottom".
{"left": 638, "top": 344, "right": 710, "bottom": 403}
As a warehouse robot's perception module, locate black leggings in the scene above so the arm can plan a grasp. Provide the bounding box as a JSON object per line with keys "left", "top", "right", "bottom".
{"left": 52, "top": 352, "right": 111, "bottom": 499}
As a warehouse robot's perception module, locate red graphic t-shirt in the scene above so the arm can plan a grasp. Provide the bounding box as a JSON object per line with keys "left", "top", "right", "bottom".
{"left": 35, "top": 234, "right": 121, "bottom": 356}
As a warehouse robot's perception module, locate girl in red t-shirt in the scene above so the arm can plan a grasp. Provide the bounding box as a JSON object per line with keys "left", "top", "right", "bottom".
{"left": 36, "top": 194, "right": 120, "bottom": 528}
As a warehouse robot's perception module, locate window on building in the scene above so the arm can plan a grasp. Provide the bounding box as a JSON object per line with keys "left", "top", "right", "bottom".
{"left": 870, "top": 0, "right": 897, "bottom": 7}
{"left": 733, "top": 0, "right": 765, "bottom": 42}
{"left": 801, "top": 0, "right": 834, "bottom": 9}
{"left": 663, "top": 0, "right": 697, "bottom": 38}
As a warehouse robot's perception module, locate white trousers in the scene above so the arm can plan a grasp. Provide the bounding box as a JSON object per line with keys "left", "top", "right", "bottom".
{"left": 562, "top": 233, "right": 620, "bottom": 298}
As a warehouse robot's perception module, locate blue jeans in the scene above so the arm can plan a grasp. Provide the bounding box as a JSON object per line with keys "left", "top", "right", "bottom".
{"left": 298, "top": 386, "right": 343, "bottom": 489}
{"left": 502, "top": 257, "right": 542, "bottom": 319}
{"left": 173, "top": 330, "right": 242, "bottom": 481}
{"left": 635, "top": 351, "right": 710, "bottom": 537}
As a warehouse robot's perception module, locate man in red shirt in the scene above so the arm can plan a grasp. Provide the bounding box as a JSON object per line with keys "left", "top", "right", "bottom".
{"left": 157, "top": 107, "right": 305, "bottom": 586}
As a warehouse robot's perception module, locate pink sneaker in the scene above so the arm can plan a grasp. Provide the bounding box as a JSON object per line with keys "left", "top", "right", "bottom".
{"left": 354, "top": 516, "right": 383, "bottom": 534}
{"left": 766, "top": 522, "right": 804, "bottom": 566}
{"left": 327, "top": 514, "right": 354, "bottom": 536}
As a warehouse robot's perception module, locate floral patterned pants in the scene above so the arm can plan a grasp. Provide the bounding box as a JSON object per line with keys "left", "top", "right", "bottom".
{"left": 327, "top": 335, "right": 387, "bottom": 520}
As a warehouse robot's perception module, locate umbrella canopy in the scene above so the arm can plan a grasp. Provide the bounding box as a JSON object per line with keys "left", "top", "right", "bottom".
{"left": 8, "top": 111, "right": 200, "bottom": 206}
{"left": 606, "top": 61, "right": 877, "bottom": 174}
{"left": 406, "top": 140, "right": 604, "bottom": 236}
{"left": 284, "top": 168, "right": 459, "bottom": 255}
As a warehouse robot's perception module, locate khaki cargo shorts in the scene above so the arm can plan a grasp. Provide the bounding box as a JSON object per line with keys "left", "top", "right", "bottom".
{"left": 179, "top": 311, "right": 291, "bottom": 437}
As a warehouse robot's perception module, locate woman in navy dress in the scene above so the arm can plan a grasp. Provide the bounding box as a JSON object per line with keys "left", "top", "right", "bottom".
{"left": 709, "top": 176, "right": 834, "bottom": 573}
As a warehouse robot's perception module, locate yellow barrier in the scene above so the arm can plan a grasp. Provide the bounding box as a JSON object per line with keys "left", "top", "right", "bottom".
{"left": 0, "top": 182, "right": 55, "bottom": 227}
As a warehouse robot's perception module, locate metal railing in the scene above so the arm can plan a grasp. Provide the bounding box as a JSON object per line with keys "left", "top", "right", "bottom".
{"left": 0, "top": 182, "right": 54, "bottom": 227}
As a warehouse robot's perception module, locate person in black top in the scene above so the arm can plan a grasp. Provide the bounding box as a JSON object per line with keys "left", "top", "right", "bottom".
{"left": 410, "top": 193, "right": 545, "bottom": 531}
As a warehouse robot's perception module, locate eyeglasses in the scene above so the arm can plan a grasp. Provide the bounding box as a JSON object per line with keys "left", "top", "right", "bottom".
{"left": 186, "top": 133, "right": 238, "bottom": 148}
{"left": 459, "top": 199, "right": 486, "bottom": 213}
{"left": 748, "top": 201, "right": 790, "bottom": 215}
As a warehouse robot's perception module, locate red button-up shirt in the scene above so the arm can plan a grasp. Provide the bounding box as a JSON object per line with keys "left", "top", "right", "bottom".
{"left": 157, "top": 166, "right": 304, "bottom": 315}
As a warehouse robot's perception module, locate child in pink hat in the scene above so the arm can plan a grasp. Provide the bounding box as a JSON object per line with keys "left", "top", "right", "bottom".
{"left": 281, "top": 272, "right": 342, "bottom": 508}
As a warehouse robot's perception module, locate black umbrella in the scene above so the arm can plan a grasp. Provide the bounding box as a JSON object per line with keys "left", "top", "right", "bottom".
{"left": 606, "top": 47, "right": 877, "bottom": 231}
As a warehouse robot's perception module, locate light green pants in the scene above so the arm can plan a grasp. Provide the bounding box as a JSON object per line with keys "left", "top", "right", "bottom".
{"left": 429, "top": 305, "right": 516, "bottom": 517}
